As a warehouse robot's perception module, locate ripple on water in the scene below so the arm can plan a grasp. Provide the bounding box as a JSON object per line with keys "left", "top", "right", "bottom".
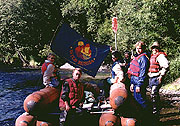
{"left": 0, "top": 70, "right": 41, "bottom": 126}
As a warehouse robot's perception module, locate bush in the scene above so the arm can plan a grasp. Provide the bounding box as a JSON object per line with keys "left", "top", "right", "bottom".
{"left": 164, "top": 56, "right": 180, "bottom": 84}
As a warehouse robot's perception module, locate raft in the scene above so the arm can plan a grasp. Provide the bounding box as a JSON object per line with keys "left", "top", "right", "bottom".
{"left": 16, "top": 83, "right": 101, "bottom": 126}
{"left": 23, "top": 87, "right": 60, "bottom": 115}
{"left": 15, "top": 112, "right": 36, "bottom": 126}
{"left": 109, "top": 87, "right": 128, "bottom": 110}
{"left": 16, "top": 82, "right": 141, "bottom": 126}
{"left": 16, "top": 87, "right": 60, "bottom": 126}
{"left": 99, "top": 112, "right": 120, "bottom": 126}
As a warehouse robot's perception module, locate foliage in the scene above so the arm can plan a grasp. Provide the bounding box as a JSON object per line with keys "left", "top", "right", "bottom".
{"left": 164, "top": 55, "right": 180, "bottom": 84}
{"left": 38, "top": 44, "right": 66, "bottom": 67}
{"left": 0, "top": 0, "right": 63, "bottom": 66}
{"left": 60, "top": 0, "right": 116, "bottom": 41}
{"left": 109, "top": 0, "right": 180, "bottom": 57}
{"left": 0, "top": 0, "right": 180, "bottom": 83}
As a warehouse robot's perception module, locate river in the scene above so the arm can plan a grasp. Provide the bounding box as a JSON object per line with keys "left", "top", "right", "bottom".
{"left": 0, "top": 70, "right": 42, "bottom": 126}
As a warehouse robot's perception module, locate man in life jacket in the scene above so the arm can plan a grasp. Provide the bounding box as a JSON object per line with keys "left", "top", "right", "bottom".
{"left": 59, "top": 68, "right": 86, "bottom": 126}
{"left": 148, "top": 42, "right": 169, "bottom": 121}
{"left": 41, "top": 53, "right": 59, "bottom": 87}
{"left": 104, "top": 51, "right": 124, "bottom": 98}
{"left": 127, "top": 41, "right": 150, "bottom": 109}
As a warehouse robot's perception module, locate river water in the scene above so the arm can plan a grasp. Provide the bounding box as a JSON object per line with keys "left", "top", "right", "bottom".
{"left": 0, "top": 70, "right": 42, "bottom": 126}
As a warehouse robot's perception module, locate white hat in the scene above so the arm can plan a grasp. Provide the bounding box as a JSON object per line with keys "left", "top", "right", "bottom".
{"left": 151, "top": 42, "right": 159, "bottom": 49}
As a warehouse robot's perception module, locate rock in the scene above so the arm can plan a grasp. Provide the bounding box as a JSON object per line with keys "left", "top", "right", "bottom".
{"left": 60, "top": 63, "right": 75, "bottom": 70}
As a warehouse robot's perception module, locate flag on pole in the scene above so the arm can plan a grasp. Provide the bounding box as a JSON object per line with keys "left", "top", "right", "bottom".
{"left": 112, "top": 17, "right": 118, "bottom": 33}
{"left": 51, "top": 24, "right": 110, "bottom": 77}
{"left": 112, "top": 17, "right": 118, "bottom": 50}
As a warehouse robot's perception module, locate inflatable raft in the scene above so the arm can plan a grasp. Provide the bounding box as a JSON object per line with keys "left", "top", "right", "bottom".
{"left": 16, "top": 82, "right": 140, "bottom": 126}
{"left": 16, "top": 87, "right": 60, "bottom": 126}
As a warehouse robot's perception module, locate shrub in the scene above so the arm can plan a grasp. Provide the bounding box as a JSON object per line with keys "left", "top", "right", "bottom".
{"left": 164, "top": 55, "right": 180, "bottom": 84}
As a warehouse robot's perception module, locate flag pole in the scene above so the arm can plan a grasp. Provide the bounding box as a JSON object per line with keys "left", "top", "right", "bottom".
{"left": 115, "top": 33, "right": 117, "bottom": 51}
{"left": 112, "top": 17, "right": 118, "bottom": 51}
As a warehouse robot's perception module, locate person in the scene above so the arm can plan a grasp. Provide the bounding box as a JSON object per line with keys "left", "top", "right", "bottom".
{"left": 148, "top": 42, "right": 169, "bottom": 123}
{"left": 123, "top": 51, "right": 131, "bottom": 72}
{"left": 104, "top": 51, "right": 124, "bottom": 98}
{"left": 41, "top": 53, "right": 60, "bottom": 87}
{"left": 59, "top": 68, "right": 87, "bottom": 126}
{"left": 127, "top": 41, "right": 150, "bottom": 125}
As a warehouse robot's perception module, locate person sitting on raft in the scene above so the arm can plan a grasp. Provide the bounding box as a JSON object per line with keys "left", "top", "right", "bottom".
{"left": 41, "top": 53, "right": 60, "bottom": 87}
{"left": 59, "top": 68, "right": 88, "bottom": 126}
{"left": 103, "top": 51, "right": 125, "bottom": 98}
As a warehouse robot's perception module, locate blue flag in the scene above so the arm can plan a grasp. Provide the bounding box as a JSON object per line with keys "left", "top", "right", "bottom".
{"left": 51, "top": 24, "right": 110, "bottom": 77}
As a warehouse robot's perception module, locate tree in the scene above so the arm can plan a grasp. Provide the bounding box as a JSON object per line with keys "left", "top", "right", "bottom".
{"left": 1, "top": 0, "right": 180, "bottom": 72}
{"left": 0, "top": 0, "right": 64, "bottom": 66}
{"left": 110, "top": 0, "right": 180, "bottom": 59}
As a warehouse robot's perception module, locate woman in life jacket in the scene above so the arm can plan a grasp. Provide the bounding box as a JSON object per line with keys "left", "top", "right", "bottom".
{"left": 41, "top": 53, "right": 60, "bottom": 87}
{"left": 127, "top": 41, "right": 151, "bottom": 125}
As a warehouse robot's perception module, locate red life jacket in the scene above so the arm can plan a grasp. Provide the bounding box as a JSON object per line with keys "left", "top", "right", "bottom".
{"left": 41, "top": 62, "right": 57, "bottom": 78}
{"left": 59, "top": 79, "right": 84, "bottom": 109}
{"left": 127, "top": 53, "right": 148, "bottom": 77}
{"left": 149, "top": 52, "right": 167, "bottom": 73}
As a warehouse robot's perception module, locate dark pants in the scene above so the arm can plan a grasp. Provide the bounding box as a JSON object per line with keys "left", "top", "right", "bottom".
{"left": 132, "top": 85, "right": 153, "bottom": 126}
{"left": 133, "top": 85, "right": 148, "bottom": 109}
{"left": 149, "top": 76, "right": 162, "bottom": 126}
{"left": 149, "top": 76, "right": 162, "bottom": 114}
{"left": 103, "top": 78, "right": 111, "bottom": 98}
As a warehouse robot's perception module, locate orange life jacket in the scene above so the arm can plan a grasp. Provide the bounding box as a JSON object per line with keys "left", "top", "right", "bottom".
{"left": 149, "top": 52, "right": 167, "bottom": 73}
{"left": 59, "top": 79, "right": 84, "bottom": 109}
{"left": 127, "top": 53, "right": 148, "bottom": 77}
